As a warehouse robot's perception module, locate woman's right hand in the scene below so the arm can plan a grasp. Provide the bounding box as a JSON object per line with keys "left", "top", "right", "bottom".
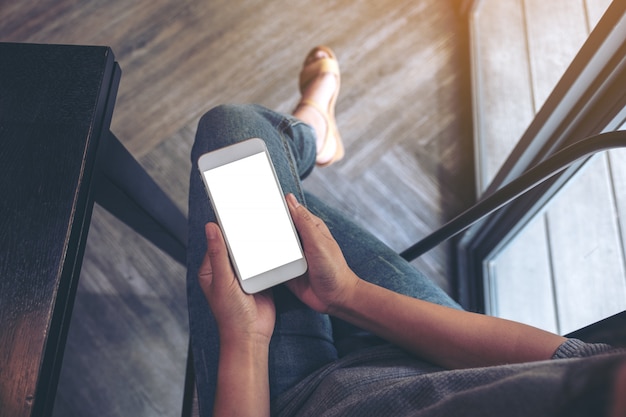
{"left": 285, "top": 193, "right": 360, "bottom": 314}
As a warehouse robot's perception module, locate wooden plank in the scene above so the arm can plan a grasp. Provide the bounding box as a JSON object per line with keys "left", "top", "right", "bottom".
{"left": 2, "top": 0, "right": 475, "bottom": 169}
{"left": 470, "top": 0, "right": 535, "bottom": 192}
{"left": 545, "top": 155, "right": 626, "bottom": 334}
{"left": 608, "top": 147, "right": 626, "bottom": 268}
{"left": 469, "top": 0, "right": 559, "bottom": 331}
{"left": 489, "top": 214, "right": 559, "bottom": 333}
{"left": 524, "top": 0, "right": 588, "bottom": 112}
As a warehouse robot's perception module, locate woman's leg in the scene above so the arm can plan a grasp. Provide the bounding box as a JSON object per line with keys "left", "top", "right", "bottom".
{"left": 188, "top": 46, "right": 458, "bottom": 411}
{"left": 187, "top": 104, "right": 339, "bottom": 415}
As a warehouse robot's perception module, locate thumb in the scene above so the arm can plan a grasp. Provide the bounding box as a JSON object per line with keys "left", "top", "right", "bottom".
{"left": 198, "top": 223, "right": 217, "bottom": 292}
{"left": 286, "top": 193, "right": 334, "bottom": 244}
{"left": 198, "top": 222, "right": 236, "bottom": 295}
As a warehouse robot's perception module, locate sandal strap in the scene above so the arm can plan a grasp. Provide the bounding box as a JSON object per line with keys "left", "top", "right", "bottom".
{"left": 299, "top": 99, "right": 330, "bottom": 122}
{"left": 299, "top": 57, "right": 340, "bottom": 94}
{"left": 298, "top": 99, "right": 341, "bottom": 163}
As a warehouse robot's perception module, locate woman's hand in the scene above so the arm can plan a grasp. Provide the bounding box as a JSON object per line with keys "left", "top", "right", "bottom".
{"left": 199, "top": 222, "right": 274, "bottom": 417}
{"left": 198, "top": 223, "right": 275, "bottom": 345}
{"left": 285, "top": 193, "right": 360, "bottom": 314}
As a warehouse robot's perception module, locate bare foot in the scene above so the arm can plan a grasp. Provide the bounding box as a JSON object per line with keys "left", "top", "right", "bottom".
{"left": 293, "top": 48, "right": 342, "bottom": 166}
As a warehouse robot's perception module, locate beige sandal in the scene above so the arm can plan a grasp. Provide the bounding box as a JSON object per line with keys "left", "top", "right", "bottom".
{"left": 297, "top": 46, "right": 344, "bottom": 166}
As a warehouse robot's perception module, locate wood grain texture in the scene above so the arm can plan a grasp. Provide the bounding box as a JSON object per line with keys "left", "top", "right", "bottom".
{"left": 0, "top": 43, "right": 115, "bottom": 417}
{"left": 546, "top": 156, "right": 626, "bottom": 334}
{"left": 521, "top": 0, "right": 623, "bottom": 335}
{"left": 1, "top": 0, "right": 474, "bottom": 416}
{"left": 524, "top": 0, "right": 588, "bottom": 111}
{"left": 470, "top": 0, "right": 534, "bottom": 191}
{"left": 585, "top": 0, "right": 615, "bottom": 30}
{"left": 608, "top": 147, "right": 626, "bottom": 261}
{"left": 471, "top": 0, "right": 624, "bottom": 335}
{"left": 490, "top": 215, "right": 559, "bottom": 333}
{"left": 53, "top": 205, "right": 189, "bottom": 417}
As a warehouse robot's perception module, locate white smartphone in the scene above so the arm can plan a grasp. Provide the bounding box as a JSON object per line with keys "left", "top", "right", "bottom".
{"left": 197, "top": 138, "right": 308, "bottom": 293}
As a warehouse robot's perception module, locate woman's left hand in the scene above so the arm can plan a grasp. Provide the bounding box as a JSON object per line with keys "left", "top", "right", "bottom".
{"left": 198, "top": 223, "right": 275, "bottom": 345}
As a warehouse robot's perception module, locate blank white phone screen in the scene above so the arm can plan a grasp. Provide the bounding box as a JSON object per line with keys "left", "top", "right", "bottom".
{"left": 202, "top": 152, "right": 303, "bottom": 280}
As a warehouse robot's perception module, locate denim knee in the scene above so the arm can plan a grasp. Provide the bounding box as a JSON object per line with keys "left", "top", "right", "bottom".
{"left": 192, "top": 104, "right": 317, "bottom": 180}
{"left": 192, "top": 104, "right": 264, "bottom": 159}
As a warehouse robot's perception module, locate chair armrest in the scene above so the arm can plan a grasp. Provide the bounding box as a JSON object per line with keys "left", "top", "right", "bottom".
{"left": 565, "top": 311, "right": 626, "bottom": 348}
{"left": 401, "top": 131, "right": 626, "bottom": 260}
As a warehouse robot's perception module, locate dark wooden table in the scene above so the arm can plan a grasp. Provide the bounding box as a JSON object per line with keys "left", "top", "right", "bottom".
{"left": 0, "top": 43, "right": 187, "bottom": 417}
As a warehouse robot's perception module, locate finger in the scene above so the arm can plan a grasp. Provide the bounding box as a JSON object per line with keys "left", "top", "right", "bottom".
{"left": 204, "top": 223, "right": 237, "bottom": 290}
{"left": 198, "top": 224, "right": 217, "bottom": 296}
{"left": 286, "top": 193, "right": 333, "bottom": 242}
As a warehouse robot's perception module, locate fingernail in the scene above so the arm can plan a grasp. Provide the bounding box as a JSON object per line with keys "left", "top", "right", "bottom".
{"left": 288, "top": 193, "right": 300, "bottom": 208}
{"left": 205, "top": 223, "right": 217, "bottom": 240}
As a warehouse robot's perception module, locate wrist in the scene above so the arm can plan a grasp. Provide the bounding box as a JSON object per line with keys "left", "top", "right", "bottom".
{"left": 219, "top": 330, "right": 272, "bottom": 350}
{"left": 218, "top": 335, "right": 270, "bottom": 376}
{"left": 328, "top": 278, "right": 388, "bottom": 337}
{"left": 215, "top": 331, "right": 271, "bottom": 416}
{"left": 327, "top": 272, "right": 364, "bottom": 316}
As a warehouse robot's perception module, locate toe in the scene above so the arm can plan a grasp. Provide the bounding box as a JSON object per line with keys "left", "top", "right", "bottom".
{"left": 304, "top": 47, "right": 332, "bottom": 66}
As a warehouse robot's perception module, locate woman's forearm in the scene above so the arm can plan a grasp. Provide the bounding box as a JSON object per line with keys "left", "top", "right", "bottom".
{"left": 331, "top": 277, "right": 567, "bottom": 369}
{"left": 213, "top": 338, "right": 270, "bottom": 417}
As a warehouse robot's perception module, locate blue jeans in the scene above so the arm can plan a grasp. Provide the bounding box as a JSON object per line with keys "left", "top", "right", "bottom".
{"left": 187, "top": 104, "right": 460, "bottom": 415}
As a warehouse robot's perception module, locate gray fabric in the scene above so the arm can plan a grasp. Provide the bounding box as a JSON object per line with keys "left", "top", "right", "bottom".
{"left": 272, "top": 339, "right": 620, "bottom": 417}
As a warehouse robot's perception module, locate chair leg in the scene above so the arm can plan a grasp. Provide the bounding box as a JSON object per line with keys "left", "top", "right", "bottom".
{"left": 181, "top": 340, "right": 198, "bottom": 417}
{"left": 95, "top": 131, "right": 188, "bottom": 265}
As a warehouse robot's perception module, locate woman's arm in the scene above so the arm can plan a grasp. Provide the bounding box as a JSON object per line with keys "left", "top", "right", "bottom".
{"left": 333, "top": 278, "right": 566, "bottom": 369}
{"left": 213, "top": 338, "right": 270, "bottom": 417}
{"left": 198, "top": 223, "right": 275, "bottom": 417}
{"left": 286, "top": 194, "right": 566, "bottom": 369}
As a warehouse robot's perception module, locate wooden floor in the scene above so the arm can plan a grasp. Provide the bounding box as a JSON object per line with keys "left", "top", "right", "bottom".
{"left": 0, "top": 1, "right": 474, "bottom": 416}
